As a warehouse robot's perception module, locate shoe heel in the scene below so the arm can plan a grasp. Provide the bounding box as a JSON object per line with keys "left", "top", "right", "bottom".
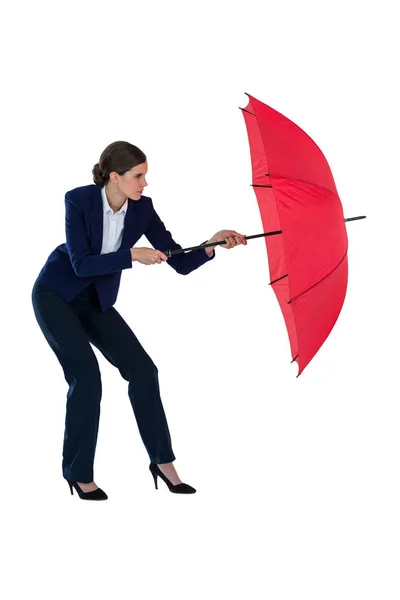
{"left": 152, "top": 471, "right": 158, "bottom": 490}
{"left": 68, "top": 481, "right": 73, "bottom": 495}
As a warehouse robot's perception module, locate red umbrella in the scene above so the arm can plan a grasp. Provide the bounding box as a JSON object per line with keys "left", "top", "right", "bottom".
{"left": 239, "top": 93, "right": 365, "bottom": 376}
{"left": 162, "top": 94, "right": 365, "bottom": 376}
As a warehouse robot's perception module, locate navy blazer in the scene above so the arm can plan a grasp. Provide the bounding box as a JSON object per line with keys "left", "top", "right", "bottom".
{"left": 37, "top": 184, "right": 215, "bottom": 311}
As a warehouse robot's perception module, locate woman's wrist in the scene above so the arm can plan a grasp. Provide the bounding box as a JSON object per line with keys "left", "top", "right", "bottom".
{"left": 203, "top": 240, "right": 215, "bottom": 257}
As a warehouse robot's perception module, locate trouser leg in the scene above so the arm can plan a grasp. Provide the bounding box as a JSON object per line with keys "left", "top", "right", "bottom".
{"left": 81, "top": 306, "right": 176, "bottom": 464}
{"left": 31, "top": 277, "right": 102, "bottom": 482}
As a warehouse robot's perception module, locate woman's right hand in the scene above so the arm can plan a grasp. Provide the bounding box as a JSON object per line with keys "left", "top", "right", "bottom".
{"left": 130, "top": 247, "right": 168, "bottom": 265}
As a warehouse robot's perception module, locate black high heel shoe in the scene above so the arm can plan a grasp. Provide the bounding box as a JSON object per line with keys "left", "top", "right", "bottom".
{"left": 149, "top": 463, "right": 196, "bottom": 494}
{"left": 66, "top": 479, "right": 108, "bottom": 500}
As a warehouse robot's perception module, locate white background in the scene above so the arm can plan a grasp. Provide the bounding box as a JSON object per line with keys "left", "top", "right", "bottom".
{"left": 1, "top": 1, "right": 398, "bottom": 598}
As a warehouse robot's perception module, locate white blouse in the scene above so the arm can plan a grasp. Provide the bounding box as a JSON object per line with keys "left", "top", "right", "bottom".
{"left": 100, "top": 186, "right": 129, "bottom": 255}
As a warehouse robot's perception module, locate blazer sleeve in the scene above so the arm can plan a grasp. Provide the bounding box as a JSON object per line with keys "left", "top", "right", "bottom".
{"left": 65, "top": 192, "right": 132, "bottom": 277}
{"left": 144, "top": 198, "right": 215, "bottom": 275}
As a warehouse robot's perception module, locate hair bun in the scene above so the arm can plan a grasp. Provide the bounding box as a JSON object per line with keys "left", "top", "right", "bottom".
{"left": 92, "top": 163, "right": 104, "bottom": 186}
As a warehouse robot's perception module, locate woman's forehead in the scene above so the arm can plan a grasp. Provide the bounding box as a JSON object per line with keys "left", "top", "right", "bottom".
{"left": 131, "top": 161, "right": 148, "bottom": 174}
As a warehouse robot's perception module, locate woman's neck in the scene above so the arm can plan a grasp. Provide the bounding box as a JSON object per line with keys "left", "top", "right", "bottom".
{"left": 104, "top": 184, "right": 126, "bottom": 212}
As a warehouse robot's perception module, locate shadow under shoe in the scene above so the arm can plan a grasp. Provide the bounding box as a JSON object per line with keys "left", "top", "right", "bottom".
{"left": 149, "top": 463, "right": 196, "bottom": 494}
{"left": 67, "top": 479, "right": 108, "bottom": 500}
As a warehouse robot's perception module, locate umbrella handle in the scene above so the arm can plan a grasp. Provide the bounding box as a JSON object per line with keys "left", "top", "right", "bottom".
{"left": 162, "top": 216, "right": 366, "bottom": 257}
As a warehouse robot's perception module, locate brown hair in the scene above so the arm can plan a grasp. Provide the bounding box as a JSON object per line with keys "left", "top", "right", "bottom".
{"left": 92, "top": 141, "right": 147, "bottom": 187}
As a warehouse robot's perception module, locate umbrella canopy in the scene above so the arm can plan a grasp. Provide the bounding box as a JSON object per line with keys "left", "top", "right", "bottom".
{"left": 240, "top": 94, "right": 348, "bottom": 376}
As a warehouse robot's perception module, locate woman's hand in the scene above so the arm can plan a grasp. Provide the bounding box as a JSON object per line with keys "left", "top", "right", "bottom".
{"left": 205, "top": 230, "right": 247, "bottom": 251}
{"left": 131, "top": 247, "right": 168, "bottom": 265}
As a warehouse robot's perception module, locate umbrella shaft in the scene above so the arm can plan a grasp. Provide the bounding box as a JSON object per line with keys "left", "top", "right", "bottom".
{"left": 344, "top": 216, "right": 366, "bottom": 222}
{"left": 163, "top": 216, "right": 366, "bottom": 256}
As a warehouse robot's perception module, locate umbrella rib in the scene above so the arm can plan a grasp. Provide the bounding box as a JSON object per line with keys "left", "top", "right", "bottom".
{"left": 269, "top": 274, "right": 288, "bottom": 285}
{"left": 239, "top": 107, "right": 255, "bottom": 116}
{"left": 287, "top": 248, "right": 348, "bottom": 305}
{"left": 291, "top": 354, "right": 299, "bottom": 364}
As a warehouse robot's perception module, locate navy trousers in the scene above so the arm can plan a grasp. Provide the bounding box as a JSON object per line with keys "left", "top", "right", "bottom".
{"left": 31, "top": 274, "right": 175, "bottom": 482}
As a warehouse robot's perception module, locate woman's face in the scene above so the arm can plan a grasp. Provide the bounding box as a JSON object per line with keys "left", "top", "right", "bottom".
{"left": 114, "top": 161, "right": 148, "bottom": 200}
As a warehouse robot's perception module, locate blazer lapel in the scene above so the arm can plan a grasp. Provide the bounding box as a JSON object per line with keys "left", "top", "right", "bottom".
{"left": 89, "top": 189, "right": 104, "bottom": 255}
{"left": 120, "top": 200, "right": 137, "bottom": 249}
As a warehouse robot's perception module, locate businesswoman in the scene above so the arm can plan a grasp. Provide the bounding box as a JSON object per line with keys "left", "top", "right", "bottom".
{"left": 31, "top": 141, "right": 247, "bottom": 501}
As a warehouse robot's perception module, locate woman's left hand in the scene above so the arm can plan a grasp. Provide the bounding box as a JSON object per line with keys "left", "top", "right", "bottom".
{"left": 207, "top": 230, "right": 248, "bottom": 249}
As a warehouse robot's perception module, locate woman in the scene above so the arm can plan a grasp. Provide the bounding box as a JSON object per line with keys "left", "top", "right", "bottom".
{"left": 31, "top": 141, "right": 247, "bottom": 501}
